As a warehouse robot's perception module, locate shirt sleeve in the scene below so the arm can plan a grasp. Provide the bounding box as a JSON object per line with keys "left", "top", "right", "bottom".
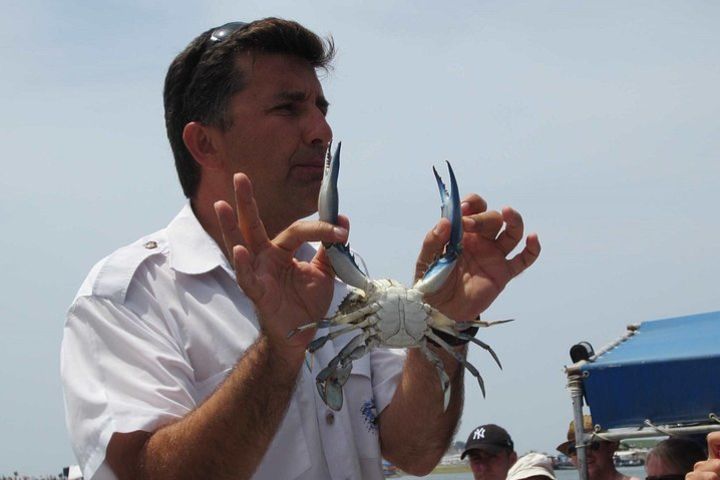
{"left": 61, "top": 295, "right": 196, "bottom": 480}
{"left": 368, "top": 347, "right": 406, "bottom": 413}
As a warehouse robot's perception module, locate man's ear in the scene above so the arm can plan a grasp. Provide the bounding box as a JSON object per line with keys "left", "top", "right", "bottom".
{"left": 182, "top": 121, "right": 223, "bottom": 170}
{"left": 510, "top": 451, "right": 518, "bottom": 464}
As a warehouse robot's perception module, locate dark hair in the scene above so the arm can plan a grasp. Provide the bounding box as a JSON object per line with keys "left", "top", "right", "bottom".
{"left": 647, "top": 438, "right": 706, "bottom": 475}
{"left": 163, "top": 18, "right": 335, "bottom": 198}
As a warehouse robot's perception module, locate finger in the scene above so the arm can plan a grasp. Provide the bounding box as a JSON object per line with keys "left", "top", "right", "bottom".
{"left": 233, "top": 173, "right": 271, "bottom": 253}
{"left": 274, "top": 220, "right": 348, "bottom": 253}
{"left": 414, "top": 218, "right": 451, "bottom": 281}
{"left": 313, "top": 215, "right": 351, "bottom": 273}
{"left": 232, "top": 245, "right": 265, "bottom": 302}
{"left": 507, "top": 233, "right": 541, "bottom": 277}
{"left": 495, "top": 206, "right": 525, "bottom": 255}
{"left": 708, "top": 432, "right": 720, "bottom": 459}
{"left": 687, "top": 471, "right": 720, "bottom": 480}
{"left": 691, "top": 460, "right": 720, "bottom": 476}
{"left": 214, "top": 200, "right": 243, "bottom": 259}
{"left": 463, "top": 210, "right": 504, "bottom": 240}
{"left": 334, "top": 214, "right": 350, "bottom": 232}
{"left": 460, "top": 194, "right": 488, "bottom": 216}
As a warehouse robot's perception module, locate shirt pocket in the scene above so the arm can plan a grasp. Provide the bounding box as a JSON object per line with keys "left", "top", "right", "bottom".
{"left": 344, "top": 355, "right": 382, "bottom": 460}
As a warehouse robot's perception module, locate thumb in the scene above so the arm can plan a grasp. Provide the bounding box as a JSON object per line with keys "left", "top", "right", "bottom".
{"left": 707, "top": 432, "right": 720, "bottom": 459}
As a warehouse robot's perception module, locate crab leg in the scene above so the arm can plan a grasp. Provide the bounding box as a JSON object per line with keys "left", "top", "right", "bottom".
{"left": 419, "top": 343, "right": 452, "bottom": 410}
{"left": 431, "top": 323, "right": 503, "bottom": 370}
{"left": 307, "top": 314, "right": 379, "bottom": 353}
{"left": 426, "top": 330, "right": 487, "bottom": 398}
{"left": 455, "top": 318, "right": 515, "bottom": 329}
{"left": 318, "top": 142, "right": 371, "bottom": 291}
{"left": 288, "top": 303, "right": 381, "bottom": 342}
{"left": 413, "top": 161, "right": 463, "bottom": 295}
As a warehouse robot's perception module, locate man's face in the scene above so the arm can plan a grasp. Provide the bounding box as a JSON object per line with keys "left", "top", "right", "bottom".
{"left": 468, "top": 449, "right": 516, "bottom": 480}
{"left": 211, "top": 52, "right": 332, "bottom": 234}
{"left": 569, "top": 441, "right": 617, "bottom": 480}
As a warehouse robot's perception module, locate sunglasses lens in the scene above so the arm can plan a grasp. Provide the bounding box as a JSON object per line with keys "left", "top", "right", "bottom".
{"left": 568, "top": 441, "right": 602, "bottom": 455}
{"left": 210, "top": 22, "right": 248, "bottom": 43}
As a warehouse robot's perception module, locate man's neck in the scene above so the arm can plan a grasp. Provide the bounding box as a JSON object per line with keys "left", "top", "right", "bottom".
{"left": 190, "top": 192, "right": 289, "bottom": 261}
{"left": 592, "top": 465, "right": 624, "bottom": 480}
{"left": 191, "top": 197, "right": 229, "bottom": 256}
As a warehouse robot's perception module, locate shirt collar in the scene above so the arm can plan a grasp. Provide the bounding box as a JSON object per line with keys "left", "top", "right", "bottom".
{"left": 165, "top": 202, "right": 320, "bottom": 276}
{"left": 166, "top": 203, "right": 234, "bottom": 276}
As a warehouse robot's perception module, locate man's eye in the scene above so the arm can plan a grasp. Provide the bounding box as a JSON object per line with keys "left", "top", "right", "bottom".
{"left": 274, "top": 104, "right": 296, "bottom": 113}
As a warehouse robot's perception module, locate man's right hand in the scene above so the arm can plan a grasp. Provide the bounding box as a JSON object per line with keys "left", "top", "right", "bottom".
{"left": 214, "top": 172, "right": 349, "bottom": 355}
{"left": 687, "top": 432, "right": 720, "bottom": 480}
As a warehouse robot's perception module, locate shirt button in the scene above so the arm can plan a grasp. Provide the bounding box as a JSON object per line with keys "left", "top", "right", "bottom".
{"left": 325, "top": 412, "right": 335, "bottom": 425}
{"left": 144, "top": 240, "right": 158, "bottom": 249}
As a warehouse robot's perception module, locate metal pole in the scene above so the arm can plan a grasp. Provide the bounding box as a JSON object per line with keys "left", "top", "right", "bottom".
{"left": 568, "top": 372, "right": 589, "bottom": 480}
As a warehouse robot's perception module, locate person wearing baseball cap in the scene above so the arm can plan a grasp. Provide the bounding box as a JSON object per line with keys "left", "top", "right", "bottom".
{"left": 461, "top": 424, "right": 518, "bottom": 480}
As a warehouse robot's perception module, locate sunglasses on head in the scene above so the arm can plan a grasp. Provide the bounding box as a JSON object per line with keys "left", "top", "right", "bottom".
{"left": 567, "top": 441, "right": 602, "bottom": 456}
{"left": 209, "top": 21, "right": 248, "bottom": 44}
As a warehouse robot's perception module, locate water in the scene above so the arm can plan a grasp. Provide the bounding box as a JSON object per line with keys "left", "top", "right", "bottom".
{"left": 400, "top": 465, "right": 646, "bottom": 480}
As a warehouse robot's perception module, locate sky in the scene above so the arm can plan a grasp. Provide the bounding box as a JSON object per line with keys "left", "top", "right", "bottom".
{"left": 1, "top": 0, "right": 719, "bottom": 475}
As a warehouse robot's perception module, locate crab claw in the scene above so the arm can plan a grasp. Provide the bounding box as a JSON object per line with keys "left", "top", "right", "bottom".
{"left": 413, "top": 161, "right": 462, "bottom": 294}
{"left": 318, "top": 142, "right": 370, "bottom": 291}
{"left": 316, "top": 357, "right": 348, "bottom": 411}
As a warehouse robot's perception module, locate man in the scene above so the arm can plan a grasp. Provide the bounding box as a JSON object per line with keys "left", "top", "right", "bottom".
{"left": 556, "top": 415, "right": 639, "bottom": 480}
{"left": 61, "top": 18, "right": 541, "bottom": 480}
{"left": 461, "top": 424, "right": 518, "bottom": 480}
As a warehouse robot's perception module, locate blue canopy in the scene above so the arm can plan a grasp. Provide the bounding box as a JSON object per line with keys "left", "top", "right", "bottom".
{"left": 581, "top": 310, "right": 720, "bottom": 430}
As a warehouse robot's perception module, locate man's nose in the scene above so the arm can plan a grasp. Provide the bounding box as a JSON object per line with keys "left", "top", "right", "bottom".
{"left": 304, "top": 107, "right": 332, "bottom": 147}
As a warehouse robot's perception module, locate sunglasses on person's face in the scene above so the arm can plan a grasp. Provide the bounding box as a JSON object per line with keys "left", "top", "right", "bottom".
{"left": 646, "top": 475, "right": 685, "bottom": 480}
{"left": 567, "top": 441, "right": 602, "bottom": 456}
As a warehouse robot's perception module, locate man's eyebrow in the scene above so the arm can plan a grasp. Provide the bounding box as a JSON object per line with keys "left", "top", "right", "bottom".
{"left": 275, "top": 90, "right": 308, "bottom": 102}
{"left": 317, "top": 95, "right": 330, "bottom": 111}
{"left": 274, "top": 90, "right": 330, "bottom": 110}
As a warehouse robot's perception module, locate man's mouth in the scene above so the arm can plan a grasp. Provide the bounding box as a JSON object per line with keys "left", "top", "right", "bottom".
{"left": 290, "top": 162, "right": 325, "bottom": 181}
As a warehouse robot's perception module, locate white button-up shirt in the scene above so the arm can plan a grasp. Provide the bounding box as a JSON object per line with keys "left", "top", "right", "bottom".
{"left": 61, "top": 204, "right": 405, "bottom": 480}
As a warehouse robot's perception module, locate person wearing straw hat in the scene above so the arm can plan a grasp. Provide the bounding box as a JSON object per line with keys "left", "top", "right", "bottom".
{"left": 556, "top": 415, "right": 639, "bottom": 480}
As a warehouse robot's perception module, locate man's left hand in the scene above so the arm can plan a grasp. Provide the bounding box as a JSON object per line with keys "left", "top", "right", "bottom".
{"left": 415, "top": 193, "right": 541, "bottom": 322}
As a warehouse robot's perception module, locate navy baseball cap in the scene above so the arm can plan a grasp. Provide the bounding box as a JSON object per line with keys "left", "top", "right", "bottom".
{"left": 461, "top": 424, "right": 515, "bottom": 459}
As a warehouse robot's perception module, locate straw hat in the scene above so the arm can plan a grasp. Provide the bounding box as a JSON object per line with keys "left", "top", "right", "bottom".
{"left": 556, "top": 414, "right": 594, "bottom": 455}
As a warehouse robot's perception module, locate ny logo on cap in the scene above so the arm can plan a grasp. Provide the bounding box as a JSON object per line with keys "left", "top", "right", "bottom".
{"left": 473, "top": 427, "right": 486, "bottom": 440}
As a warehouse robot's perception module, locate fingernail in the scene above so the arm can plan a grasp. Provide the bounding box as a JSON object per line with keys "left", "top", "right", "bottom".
{"left": 333, "top": 226, "right": 348, "bottom": 238}
{"left": 463, "top": 217, "right": 477, "bottom": 228}
{"left": 433, "top": 223, "right": 446, "bottom": 236}
{"left": 461, "top": 201, "right": 470, "bottom": 212}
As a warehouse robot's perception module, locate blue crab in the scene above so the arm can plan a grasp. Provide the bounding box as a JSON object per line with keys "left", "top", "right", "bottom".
{"left": 289, "top": 143, "right": 507, "bottom": 411}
